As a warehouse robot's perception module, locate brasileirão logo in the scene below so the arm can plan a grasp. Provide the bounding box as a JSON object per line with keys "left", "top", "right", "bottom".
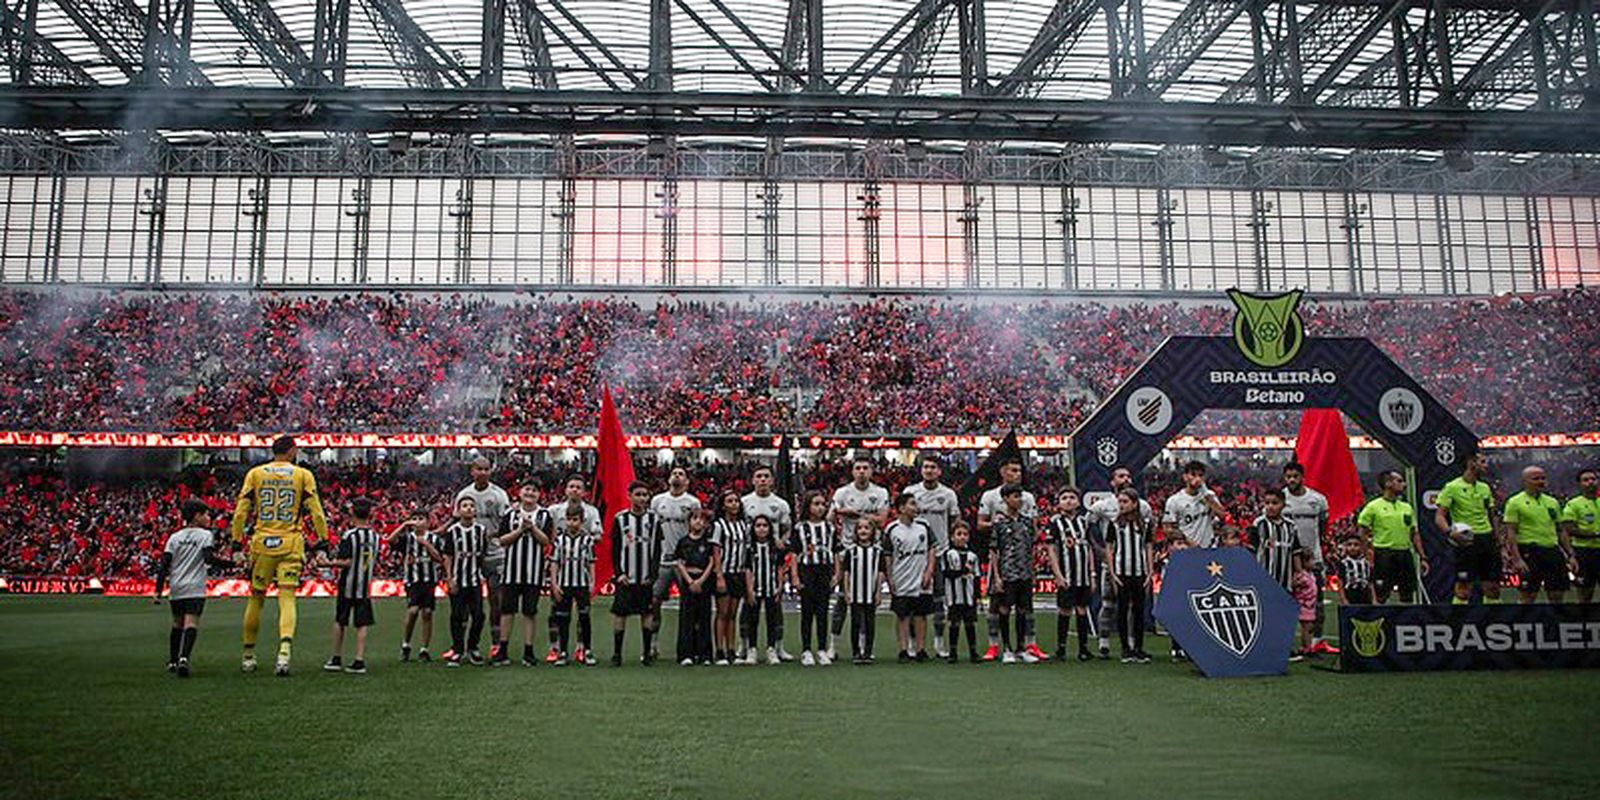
{"left": 1227, "top": 289, "right": 1306, "bottom": 368}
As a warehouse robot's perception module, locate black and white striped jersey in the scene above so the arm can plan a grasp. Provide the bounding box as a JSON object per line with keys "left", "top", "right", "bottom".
{"left": 1251, "top": 515, "right": 1300, "bottom": 589}
{"left": 399, "top": 531, "right": 441, "bottom": 585}
{"left": 941, "top": 547, "right": 980, "bottom": 607}
{"left": 1338, "top": 554, "right": 1373, "bottom": 592}
{"left": 1049, "top": 513, "right": 1095, "bottom": 588}
{"left": 839, "top": 543, "right": 883, "bottom": 604}
{"left": 1109, "top": 518, "right": 1151, "bottom": 577}
{"left": 335, "top": 527, "right": 380, "bottom": 599}
{"left": 440, "top": 522, "right": 487, "bottom": 588}
{"left": 610, "top": 511, "right": 663, "bottom": 584}
{"left": 551, "top": 532, "right": 599, "bottom": 589}
{"left": 793, "top": 520, "right": 836, "bottom": 566}
{"left": 499, "top": 505, "right": 550, "bottom": 585}
{"left": 712, "top": 518, "right": 752, "bottom": 574}
{"left": 748, "top": 539, "right": 782, "bottom": 599}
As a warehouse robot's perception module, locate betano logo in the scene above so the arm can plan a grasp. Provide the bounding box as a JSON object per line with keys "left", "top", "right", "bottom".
{"left": 1227, "top": 289, "right": 1306, "bottom": 368}
{"left": 1350, "top": 617, "right": 1387, "bottom": 658}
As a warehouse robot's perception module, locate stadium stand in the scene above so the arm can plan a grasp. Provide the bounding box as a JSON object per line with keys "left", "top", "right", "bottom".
{"left": 0, "top": 288, "right": 1595, "bottom": 436}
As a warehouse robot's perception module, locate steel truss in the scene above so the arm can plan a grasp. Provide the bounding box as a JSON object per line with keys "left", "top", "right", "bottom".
{"left": 3, "top": 138, "right": 1598, "bottom": 196}
{"left": 0, "top": 0, "right": 1590, "bottom": 152}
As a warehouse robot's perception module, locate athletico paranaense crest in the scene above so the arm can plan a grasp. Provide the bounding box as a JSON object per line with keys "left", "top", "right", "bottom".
{"left": 1189, "top": 581, "right": 1261, "bottom": 657}
{"left": 1227, "top": 289, "right": 1305, "bottom": 368}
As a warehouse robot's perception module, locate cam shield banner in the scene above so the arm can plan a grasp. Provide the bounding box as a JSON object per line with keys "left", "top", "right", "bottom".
{"left": 1152, "top": 548, "right": 1299, "bottom": 678}
{"left": 1338, "top": 604, "right": 1600, "bottom": 672}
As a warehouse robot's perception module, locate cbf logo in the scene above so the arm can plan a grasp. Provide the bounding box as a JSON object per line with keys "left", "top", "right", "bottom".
{"left": 1189, "top": 581, "right": 1261, "bottom": 657}
{"left": 1095, "top": 437, "right": 1119, "bottom": 467}
{"left": 1434, "top": 437, "right": 1456, "bottom": 466}
{"left": 1227, "top": 289, "right": 1305, "bottom": 368}
{"left": 1349, "top": 617, "right": 1387, "bottom": 658}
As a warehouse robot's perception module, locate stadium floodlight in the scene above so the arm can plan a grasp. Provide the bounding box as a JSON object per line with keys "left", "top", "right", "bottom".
{"left": 1444, "top": 151, "right": 1475, "bottom": 173}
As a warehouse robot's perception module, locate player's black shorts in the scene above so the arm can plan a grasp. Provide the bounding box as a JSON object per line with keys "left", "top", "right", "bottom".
{"left": 612, "top": 584, "right": 653, "bottom": 616}
{"left": 336, "top": 596, "right": 374, "bottom": 627}
{"left": 168, "top": 598, "right": 205, "bottom": 618}
{"left": 946, "top": 603, "right": 977, "bottom": 623}
{"left": 716, "top": 573, "right": 748, "bottom": 598}
{"left": 1056, "top": 586, "right": 1092, "bottom": 608}
{"left": 891, "top": 594, "right": 933, "bottom": 619}
{"left": 498, "top": 583, "right": 541, "bottom": 615}
{"left": 406, "top": 582, "right": 437, "bottom": 610}
{"left": 1520, "top": 545, "right": 1571, "bottom": 593}
{"left": 1452, "top": 535, "right": 1503, "bottom": 584}
{"left": 1574, "top": 549, "right": 1600, "bottom": 589}
{"left": 1373, "top": 549, "right": 1417, "bottom": 598}
{"left": 994, "top": 579, "right": 1034, "bottom": 611}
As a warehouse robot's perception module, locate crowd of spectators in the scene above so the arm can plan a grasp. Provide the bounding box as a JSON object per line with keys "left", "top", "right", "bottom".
{"left": 0, "top": 287, "right": 1595, "bottom": 437}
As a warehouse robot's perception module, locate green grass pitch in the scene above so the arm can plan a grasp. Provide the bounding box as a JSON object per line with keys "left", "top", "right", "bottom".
{"left": 2, "top": 596, "right": 1596, "bottom": 800}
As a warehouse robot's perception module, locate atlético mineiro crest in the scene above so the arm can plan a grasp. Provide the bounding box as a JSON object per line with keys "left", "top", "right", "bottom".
{"left": 1189, "top": 581, "right": 1261, "bottom": 658}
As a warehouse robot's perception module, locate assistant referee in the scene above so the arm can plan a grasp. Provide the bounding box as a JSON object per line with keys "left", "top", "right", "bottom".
{"left": 1356, "top": 470, "right": 1428, "bottom": 604}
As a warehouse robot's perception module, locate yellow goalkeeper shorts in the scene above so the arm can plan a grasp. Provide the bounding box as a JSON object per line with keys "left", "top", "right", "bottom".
{"left": 249, "top": 551, "right": 305, "bottom": 593}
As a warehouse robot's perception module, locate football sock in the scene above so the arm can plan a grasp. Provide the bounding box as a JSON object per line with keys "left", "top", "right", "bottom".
{"left": 613, "top": 630, "right": 625, "bottom": 657}
{"left": 276, "top": 592, "right": 297, "bottom": 642}
{"left": 998, "top": 615, "right": 1012, "bottom": 651}
{"left": 1057, "top": 615, "right": 1069, "bottom": 648}
{"left": 180, "top": 627, "right": 198, "bottom": 659}
{"left": 169, "top": 627, "right": 183, "bottom": 663}
{"left": 242, "top": 594, "right": 264, "bottom": 648}
{"left": 1076, "top": 613, "right": 1090, "bottom": 648}
{"left": 578, "top": 612, "right": 592, "bottom": 649}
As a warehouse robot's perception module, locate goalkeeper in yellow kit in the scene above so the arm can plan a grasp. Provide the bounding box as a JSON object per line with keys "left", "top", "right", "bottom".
{"left": 231, "top": 435, "right": 329, "bottom": 676}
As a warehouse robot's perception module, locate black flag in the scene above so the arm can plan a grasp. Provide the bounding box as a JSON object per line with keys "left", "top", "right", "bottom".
{"left": 775, "top": 434, "right": 797, "bottom": 505}
{"left": 958, "top": 430, "right": 1024, "bottom": 560}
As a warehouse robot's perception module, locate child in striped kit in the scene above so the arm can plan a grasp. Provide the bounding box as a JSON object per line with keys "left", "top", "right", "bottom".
{"left": 742, "top": 515, "right": 785, "bottom": 664}
{"left": 323, "top": 497, "right": 381, "bottom": 674}
{"left": 838, "top": 518, "right": 887, "bottom": 665}
{"left": 940, "top": 522, "right": 981, "bottom": 664}
{"left": 548, "top": 503, "right": 599, "bottom": 666}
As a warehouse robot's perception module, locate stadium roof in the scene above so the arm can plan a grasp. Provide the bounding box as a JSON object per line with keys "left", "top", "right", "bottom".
{"left": 0, "top": 0, "right": 1596, "bottom": 153}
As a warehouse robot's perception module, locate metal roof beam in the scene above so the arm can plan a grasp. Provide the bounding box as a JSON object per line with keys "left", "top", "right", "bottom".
{"left": 672, "top": 0, "right": 779, "bottom": 92}
{"left": 4, "top": 85, "right": 1597, "bottom": 152}
{"left": 992, "top": 0, "right": 1100, "bottom": 97}
{"left": 544, "top": 0, "right": 642, "bottom": 88}
{"left": 700, "top": 0, "right": 805, "bottom": 85}
{"left": 1, "top": 0, "right": 97, "bottom": 85}
{"left": 359, "top": 0, "right": 470, "bottom": 89}
{"left": 1145, "top": 0, "right": 1251, "bottom": 96}
{"left": 214, "top": 0, "right": 315, "bottom": 86}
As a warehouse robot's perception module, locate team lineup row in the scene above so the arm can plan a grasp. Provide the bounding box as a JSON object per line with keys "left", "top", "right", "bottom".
{"left": 152, "top": 436, "right": 1600, "bottom": 677}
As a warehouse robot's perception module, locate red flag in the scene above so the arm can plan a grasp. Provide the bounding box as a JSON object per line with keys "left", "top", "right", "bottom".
{"left": 1294, "top": 409, "right": 1364, "bottom": 521}
{"left": 592, "top": 386, "right": 635, "bottom": 590}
